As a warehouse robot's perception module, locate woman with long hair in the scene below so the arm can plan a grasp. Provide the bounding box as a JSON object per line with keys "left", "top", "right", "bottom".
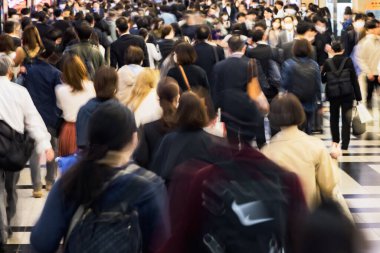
{"left": 126, "top": 68, "right": 161, "bottom": 127}
{"left": 14, "top": 25, "right": 44, "bottom": 66}
{"left": 133, "top": 77, "right": 180, "bottom": 169}
{"left": 55, "top": 54, "right": 96, "bottom": 156}
{"left": 31, "top": 101, "right": 170, "bottom": 253}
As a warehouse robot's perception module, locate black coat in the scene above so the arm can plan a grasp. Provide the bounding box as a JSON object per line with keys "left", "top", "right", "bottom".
{"left": 53, "top": 19, "right": 71, "bottom": 33}
{"left": 110, "top": 34, "right": 149, "bottom": 68}
{"left": 158, "top": 39, "right": 175, "bottom": 62}
{"left": 194, "top": 41, "right": 225, "bottom": 82}
{"left": 167, "top": 64, "right": 209, "bottom": 92}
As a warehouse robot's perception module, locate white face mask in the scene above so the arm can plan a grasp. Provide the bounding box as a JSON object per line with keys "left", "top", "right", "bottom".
{"left": 222, "top": 15, "right": 229, "bottom": 21}
{"left": 284, "top": 23, "right": 294, "bottom": 31}
{"left": 315, "top": 25, "right": 326, "bottom": 34}
{"left": 285, "top": 9, "right": 296, "bottom": 16}
{"left": 353, "top": 21, "right": 365, "bottom": 30}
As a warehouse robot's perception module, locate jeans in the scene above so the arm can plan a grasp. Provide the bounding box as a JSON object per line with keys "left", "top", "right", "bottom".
{"left": 0, "top": 171, "right": 20, "bottom": 244}
{"left": 29, "top": 128, "right": 57, "bottom": 191}
{"left": 366, "top": 76, "right": 380, "bottom": 106}
{"left": 301, "top": 110, "right": 314, "bottom": 135}
{"left": 330, "top": 99, "right": 353, "bottom": 149}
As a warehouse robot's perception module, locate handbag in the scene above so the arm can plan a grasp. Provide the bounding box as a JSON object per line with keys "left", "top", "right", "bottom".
{"left": 352, "top": 107, "right": 366, "bottom": 136}
{"left": 179, "top": 65, "right": 191, "bottom": 91}
{"left": 0, "top": 120, "right": 35, "bottom": 171}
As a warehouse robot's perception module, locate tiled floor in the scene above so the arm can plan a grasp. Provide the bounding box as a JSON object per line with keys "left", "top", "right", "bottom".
{"left": 3, "top": 103, "right": 380, "bottom": 253}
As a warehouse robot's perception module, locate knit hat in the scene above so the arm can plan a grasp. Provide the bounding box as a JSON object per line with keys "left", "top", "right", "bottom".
{"left": 88, "top": 100, "right": 137, "bottom": 152}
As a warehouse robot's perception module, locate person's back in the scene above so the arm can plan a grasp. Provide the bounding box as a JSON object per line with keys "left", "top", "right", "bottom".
{"left": 194, "top": 42, "right": 225, "bottom": 81}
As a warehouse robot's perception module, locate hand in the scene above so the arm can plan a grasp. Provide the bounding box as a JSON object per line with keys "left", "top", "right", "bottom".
{"left": 45, "top": 148, "right": 55, "bottom": 162}
{"left": 324, "top": 44, "right": 332, "bottom": 53}
{"left": 367, "top": 74, "right": 375, "bottom": 81}
{"left": 378, "top": 76, "right": 380, "bottom": 83}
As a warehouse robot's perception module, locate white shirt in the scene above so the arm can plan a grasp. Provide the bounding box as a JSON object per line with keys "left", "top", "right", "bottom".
{"left": 0, "top": 76, "right": 51, "bottom": 154}
{"left": 134, "top": 89, "right": 162, "bottom": 127}
{"left": 55, "top": 80, "right": 96, "bottom": 122}
{"left": 146, "top": 43, "right": 162, "bottom": 69}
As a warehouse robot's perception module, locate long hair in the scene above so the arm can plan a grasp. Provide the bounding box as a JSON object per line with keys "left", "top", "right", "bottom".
{"left": 126, "top": 68, "right": 159, "bottom": 111}
{"left": 22, "top": 25, "right": 44, "bottom": 51}
{"left": 157, "top": 77, "right": 180, "bottom": 130}
{"left": 62, "top": 54, "right": 88, "bottom": 92}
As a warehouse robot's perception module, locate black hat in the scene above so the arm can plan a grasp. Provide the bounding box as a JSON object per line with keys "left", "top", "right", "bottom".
{"left": 88, "top": 100, "right": 137, "bottom": 151}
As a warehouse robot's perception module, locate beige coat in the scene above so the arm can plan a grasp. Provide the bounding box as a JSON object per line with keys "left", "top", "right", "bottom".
{"left": 261, "top": 126, "right": 343, "bottom": 210}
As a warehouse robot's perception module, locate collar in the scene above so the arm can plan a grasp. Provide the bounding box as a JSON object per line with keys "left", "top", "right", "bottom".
{"left": 257, "top": 41, "right": 268, "bottom": 45}
{"left": 230, "top": 52, "right": 244, "bottom": 58}
{"left": 270, "top": 125, "right": 306, "bottom": 142}
{"left": 0, "top": 76, "right": 11, "bottom": 83}
{"left": 120, "top": 32, "right": 130, "bottom": 37}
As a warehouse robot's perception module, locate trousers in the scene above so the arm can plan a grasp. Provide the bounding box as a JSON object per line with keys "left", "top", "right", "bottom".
{"left": 330, "top": 99, "right": 353, "bottom": 150}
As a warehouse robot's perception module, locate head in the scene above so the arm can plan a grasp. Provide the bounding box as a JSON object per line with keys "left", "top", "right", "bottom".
{"left": 126, "top": 69, "right": 159, "bottom": 111}
{"left": 157, "top": 77, "right": 180, "bottom": 129}
{"left": 296, "top": 21, "right": 317, "bottom": 42}
{"left": 272, "top": 18, "right": 282, "bottom": 30}
{"left": 125, "top": 46, "right": 144, "bottom": 65}
{"left": 62, "top": 54, "right": 88, "bottom": 92}
{"left": 173, "top": 42, "right": 197, "bottom": 65}
{"left": 365, "top": 19, "right": 380, "bottom": 36}
{"left": 228, "top": 35, "right": 246, "bottom": 53}
{"left": 94, "top": 67, "right": 118, "bottom": 99}
{"left": 76, "top": 21, "right": 94, "bottom": 41}
{"left": 299, "top": 200, "right": 363, "bottom": 253}
{"left": 21, "top": 17, "right": 32, "bottom": 31}
{"left": 0, "top": 35, "right": 15, "bottom": 54}
{"left": 251, "top": 29, "right": 265, "bottom": 43}
{"left": 196, "top": 25, "right": 211, "bottom": 41}
{"left": 282, "top": 16, "right": 294, "bottom": 31}
{"left": 275, "top": 0, "right": 284, "bottom": 10}
{"left": 161, "top": 24, "right": 175, "bottom": 39}
{"left": 0, "top": 56, "right": 13, "bottom": 78}
{"left": 313, "top": 15, "right": 327, "bottom": 34}
{"left": 4, "top": 21, "right": 17, "bottom": 35}
{"left": 22, "top": 25, "right": 44, "bottom": 51}
{"left": 331, "top": 41, "right": 344, "bottom": 54}
{"left": 292, "top": 38, "right": 312, "bottom": 58}
{"left": 61, "top": 100, "right": 137, "bottom": 204}
{"left": 352, "top": 13, "right": 366, "bottom": 31}
{"left": 175, "top": 92, "right": 209, "bottom": 131}
{"left": 116, "top": 17, "right": 129, "bottom": 34}
{"left": 236, "top": 13, "right": 246, "bottom": 23}
{"left": 54, "top": 8, "right": 62, "bottom": 18}
{"left": 264, "top": 7, "right": 273, "bottom": 20}
{"left": 138, "top": 28, "right": 149, "bottom": 41}
{"left": 38, "top": 11, "right": 48, "bottom": 23}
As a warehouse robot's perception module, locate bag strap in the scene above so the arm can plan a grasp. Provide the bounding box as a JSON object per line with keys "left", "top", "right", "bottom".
{"left": 326, "top": 58, "right": 337, "bottom": 73}
{"left": 337, "top": 57, "right": 349, "bottom": 75}
{"left": 64, "top": 162, "right": 141, "bottom": 247}
{"left": 179, "top": 65, "right": 191, "bottom": 91}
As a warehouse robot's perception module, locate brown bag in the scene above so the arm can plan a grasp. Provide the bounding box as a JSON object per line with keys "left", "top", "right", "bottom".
{"left": 179, "top": 65, "right": 191, "bottom": 91}
{"left": 247, "top": 59, "right": 262, "bottom": 100}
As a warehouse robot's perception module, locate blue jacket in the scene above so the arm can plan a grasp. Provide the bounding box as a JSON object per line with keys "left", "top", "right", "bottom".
{"left": 24, "top": 58, "right": 61, "bottom": 128}
{"left": 76, "top": 98, "right": 114, "bottom": 148}
{"left": 30, "top": 163, "right": 170, "bottom": 253}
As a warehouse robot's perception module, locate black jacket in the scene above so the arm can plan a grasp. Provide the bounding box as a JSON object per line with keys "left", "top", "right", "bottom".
{"left": 53, "top": 19, "right": 71, "bottom": 33}
{"left": 110, "top": 34, "right": 149, "bottom": 68}
{"left": 36, "top": 22, "right": 53, "bottom": 39}
{"left": 321, "top": 55, "right": 362, "bottom": 102}
{"left": 167, "top": 64, "right": 209, "bottom": 92}
{"left": 281, "top": 40, "right": 317, "bottom": 62}
{"left": 158, "top": 39, "right": 175, "bottom": 62}
{"left": 194, "top": 41, "right": 225, "bottom": 82}
{"left": 313, "top": 32, "right": 332, "bottom": 66}
{"left": 246, "top": 43, "right": 282, "bottom": 63}
{"left": 342, "top": 30, "right": 359, "bottom": 57}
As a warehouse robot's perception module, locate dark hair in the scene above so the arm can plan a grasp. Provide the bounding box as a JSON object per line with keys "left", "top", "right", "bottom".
{"left": 344, "top": 6, "right": 352, "bottom": 15}
{"left": 299, "top": 200, "right": 363, "bottom": 253}
{"left": 40, "top": 39, "right": 55, "bottom": 59}
{"left": 175, "top": 92, "right": 209, "bottom": 130}
{"left": 125, "top": 46, "right": 144, "bottom": 65}
{"left": 354, "top": 13, "right": 366, "bottom": 22}
{"left": 264, "top": 7, "right": 273, "bottom": 14}
{"left": 296, "top": 21, "right": 315, "bottom": 35}
{"left": 21, "top": 8, "right": 31, "bottom": 16}
{"left": 138, "top": 28, "right": 149, "bottom": 40}
{"left": 85, "top": 13, "right": 95, "bottom": 24}
{"left": 0, "top": 35, "right": 15, "bottom": 54}
{"left": 331, "top": 41, "right": 343, "bottom": 53}
{"left": 365, "top": 19, "right": 380, "bottom": 30}
{"left": 312, "top": 15, "right": 327, "bottom": 24}
{"left": 157, "top": 77, "right": 180, "bottom": 130}
{"left": 228, "top": 35, "right": 245, "bottom": 52}
{"left": 251, "top": 29, "right": 265, "bottom": 42}
{"left": 94, "top": 66, "right": 118, "bottom": 99}
{"left": 60, "top": 100, "right": 137, "bottom": 205}
{"left": 21, "top": 17, "right": 32, "bottom": 31}
{"left": 292, "top": 38, "right": 312, "bottom": 58}
{"left": 283, "top": 15, "right": 294, "bottom": 22}
{"left": 275, "top": 0, "right": 284, "bottom": 7}
{"left": 76, "top": 21, "right": 94, "bottom": 41}
{"left": 54, "top": 8, "right": 62, "bottom": 17}
{"left": 196, "top": 25, "right": 211, "bottom": 41}
{"left": 174, "top": 42, "right": 197, "bottom": 65}
{"left": 116, "top": 17, "right": 129, "bottom": 33}
{"left": 367, "top": 12, "right": 375, "bottom": 19}
{"left": 4, "top": 21, "right": 16, "bottom": 34}
{"left": 38, "top": 11, "right": 48, "bottom": 23}
{"left": 161, "top": 24, "right": 173, "bottom": 39}
{"left": 236, "top": 12, "right": 246, "bottom": 20}
{"left": 8, "top": 8, "right": 17, "bottom": 17}
{"left": 62, "top": 27, "right": 79, "bottom": 49}
{"left": 269, "top": 93, "right": 306, "bottom": 128}
{"left": 254, "top": 21, "right": 267, "bottom": 31}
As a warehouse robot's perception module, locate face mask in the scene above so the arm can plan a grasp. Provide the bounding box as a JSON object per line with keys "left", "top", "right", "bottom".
{"left": 285, "top": 9, "right": 296, "bottom": 16}
{"left": 284, "top": 23, "right": 293, "bottom": 31}
{"left": 353, "top": 21, "right": 365, "bottom": 30}
{"left": 222, "top": 16, "right": 228, "bottom": 21}
{"left": 315, "top": 25, "right": 326, "bottom": 34}
{"left": 301, "top": 7, "right": 307, "bottom": 12}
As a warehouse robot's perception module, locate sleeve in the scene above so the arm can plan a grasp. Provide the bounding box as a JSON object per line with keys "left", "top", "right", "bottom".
{"left": 201, "top": 69, "right": 210, "bottom": 90}
{"left": 321, "top": 61, "right": 328, "bottom": 83}
{"left": 356, "top": 40, "right": 371, "bottom": 75}
{"left": 133, "top": 127, "right": 150, "bottom": 168}
{"left": 22, "top": 90, "right": 52, "bottom": 154}
{"left": 110, "top": 43, "right": 117, "bottom": 68}
{"left": 217, "top": 46, "right": 225, "bottom": 61}
{"left": 314, "top": 62, "right": 322, "bottom": 101}
{"left": 348, "top": 58, "right": 362, "bottom": 101}
{"left": 151, "top": 45, "right": 162, "bottom": 62}
{"left": 30, "top": 183, "right": 73, "bottom": 253}
{"left": 142, "top": 42, "right": 150, "bottom": 67}
{"left": 280, "top": 61, "right": 291, "bottom": 92}
{"left": 316, "top": 143, "right": 338, "bottom": 200}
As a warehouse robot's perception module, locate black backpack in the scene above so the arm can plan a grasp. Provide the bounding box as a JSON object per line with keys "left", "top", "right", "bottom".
{"left": 256, "top": 59, "right": 281, "bottom": 101}
{"left": 64, "top": 164, "right": 143, "bottom": 253}
{"left": 199, "top": 160, "right": 288, "bottom": 253}
{"left": 0, "top": 120, "right": 35, "bottom": 172}
{"left": 289, "top": 58, "right": 318, "bottom": 103}
{"left": 325, "top": 58, "right": 353, "bottom": 99}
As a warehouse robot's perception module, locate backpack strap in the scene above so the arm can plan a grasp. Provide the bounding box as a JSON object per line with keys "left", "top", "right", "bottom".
{"left": 179, "top": 65, "right": 191, "bottom": 91}
{"left": 336, "top": 57, "right": 349, "bottom": 75}
{"left": 326, "top": 58, "right": 337, "bottom": 73}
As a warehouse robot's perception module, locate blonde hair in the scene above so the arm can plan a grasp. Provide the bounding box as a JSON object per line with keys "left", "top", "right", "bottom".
{"left": 126, "top": 69, "right": 159, "bottom": 111}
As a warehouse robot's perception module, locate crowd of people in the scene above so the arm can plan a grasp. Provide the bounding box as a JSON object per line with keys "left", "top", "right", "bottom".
{"left": 0, "top": 0, "right": 378, "bottom": 252}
